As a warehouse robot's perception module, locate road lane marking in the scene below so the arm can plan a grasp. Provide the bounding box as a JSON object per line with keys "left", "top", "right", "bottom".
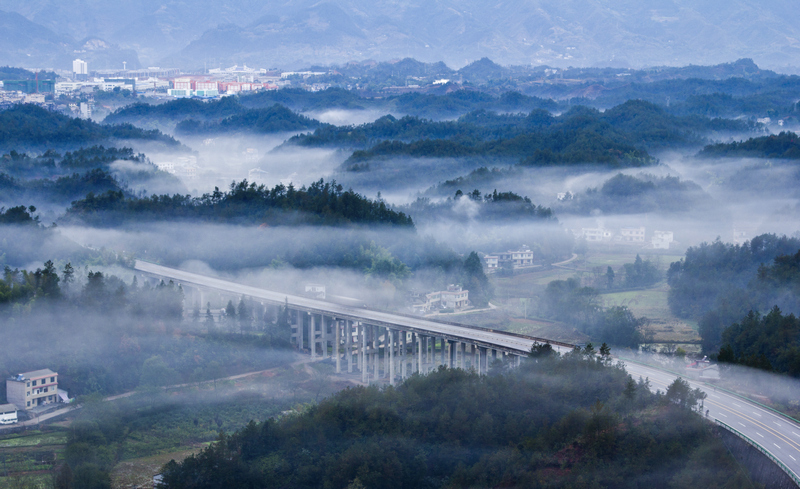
{"left": 720, "top": 413, "right": 727, "bottom": 417}
{"left": 756, "top": 432, "right": 764, "bottom": 438}
{"left": 706, "top": 399, "right": 800, "bottom": 453}
{"left": 752, "top": 412, "right": 761, "bottom": 417}
{"left": 739, "top": 423, "right": 747, "bottom": 428}
{"left": 733, "top": 403, "right": 742, "bottom": 407}
{"left": 791, "top": 455, "right": 797, "bottom": 461}
{"left": 775, "top": 443, "right": 782, "bottom": 449}
{"left": 794, "top": 432, "right": 800, "bottom": 438}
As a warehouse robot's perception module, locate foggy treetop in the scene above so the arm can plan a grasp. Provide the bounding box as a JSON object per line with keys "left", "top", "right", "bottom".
{"left": 62, "top": 178, "right": 414, "bottom": 228}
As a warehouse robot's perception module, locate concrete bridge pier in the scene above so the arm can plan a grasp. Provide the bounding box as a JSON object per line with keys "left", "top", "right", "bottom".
{"left": 335, "top": 318, "right": 342, "bottom": 373}
{"left": 346, "top": 320, "right": 353, "bottom": 373}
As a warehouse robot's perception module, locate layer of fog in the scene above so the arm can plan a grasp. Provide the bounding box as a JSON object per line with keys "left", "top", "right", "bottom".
{"left": 626, "top": 349, "right": 800, "bottom": 409}
{"left": 144, "top": 133, "right": 346, "bottom": 195}
{"left": 304, "top": 109, "right": 393, "bottom": 127}
{"left": 59, "top": 222, "right": 452, "bottom": 302}
{"left": 356, "top": 153, "right": 800, "bottom": 249}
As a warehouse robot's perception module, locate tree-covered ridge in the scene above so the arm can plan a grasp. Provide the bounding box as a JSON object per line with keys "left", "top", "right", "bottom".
{"left": 175, "top": 104, "right": 319, "bottom": 135}
{"left": 717, "top": 307, "right": 800, "bottom": 376}
{"left": 293, "top": 100, "right": 747, "bottom": 153}
{"left": 0, "top": 104, "right": 179, "bottom": 149}
{"left": 343, "top": 132, "right": 651, "bottom": 167}
{"left": 0, "top": 146, "right": 181, "bottom": 207}
{"left": 698, "top": 131, "right": 800, "bottom": 159}
{"left": 668, "top": 234, "right": 800, "bottom": 321}
{"left": 0, "top": 168, "right": 124, "bottom": 206}
{"left": 666, "top": 234, "right": 800, "bottom": 361}
{"left": 159, "top": 351, "right": 743, "bottom": 489}
{"left": 104, "top": 96, "right": 245, "bottom": 124}
{"left": 62, "top": 179, "right": 414, "bottom": 228}
{"left": 400, "top": 188, "right": 555, "bottom": 224}
{"left": 0, "top": 66, "right": 57, "bottom": 81}
{"left": 554, "top": 173, "right": 710, "bottom": 215}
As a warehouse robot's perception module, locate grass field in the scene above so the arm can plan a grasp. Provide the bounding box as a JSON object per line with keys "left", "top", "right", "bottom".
{"left": 0, "top": 430, "right": 67, "bottom": 487}
{"left": 112, "top": 447, "right": 203, "bottom": 489}
{"left": 478, "top": 249, "right": 698, "bottom": 345}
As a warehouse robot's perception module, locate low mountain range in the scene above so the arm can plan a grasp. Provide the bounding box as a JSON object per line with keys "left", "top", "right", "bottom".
{"left": 2, "top": 0, "right": 800, "bottom": 71}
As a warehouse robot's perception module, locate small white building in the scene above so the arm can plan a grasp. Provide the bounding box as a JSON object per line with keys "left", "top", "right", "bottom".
{"left": 487, "top": 245, "right": 535, "bottom": 268}
{"left": 0, "top": 403, "right": 17, "bottom": 424}
{"left": 619, "top": 227, "right": 646, "bottom": 243}
{"left": 412, "top": 285, "right": 470, "bottom": 313}
{"left": 651, "top": 230, "right": 674, "bottom": 249}
{"left": 6, "top": 369, "right": 59, "bottom": 410}
{"left": 304, "top": 284, "right": 326, "bottom": 299}
{"left": 244, "top": 148, "right": 259, "bottom": 163}
{"left": 581, "top": 227, "right": 613, "bottom": 242}
{"left": 440, "top": 285, "right": 469, "bottom": 309}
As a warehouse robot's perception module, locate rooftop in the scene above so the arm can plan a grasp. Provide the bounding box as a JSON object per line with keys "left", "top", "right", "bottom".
{"left": 0, "top": 403, "right": 17, "bottom": 412}
{"left": 9, "top": 369, "right": 56, "bottom": 381}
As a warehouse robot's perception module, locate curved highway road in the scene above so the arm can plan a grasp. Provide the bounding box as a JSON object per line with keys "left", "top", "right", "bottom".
{"left": 621, "top": 357, "right": 800, "bottom": 483}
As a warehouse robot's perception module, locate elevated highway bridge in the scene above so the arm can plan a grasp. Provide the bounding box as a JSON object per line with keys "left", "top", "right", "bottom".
{"left": 135, "top": 260, "right": 800, "bottom": 486}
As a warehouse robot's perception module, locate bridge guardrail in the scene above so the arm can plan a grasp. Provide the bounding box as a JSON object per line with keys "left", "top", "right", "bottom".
{"left": 715, "top": 419, "right": 800, "bottom": 487}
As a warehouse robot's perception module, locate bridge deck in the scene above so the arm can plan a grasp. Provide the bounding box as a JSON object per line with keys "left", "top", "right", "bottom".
{"left": 135, "top": 261, "right": 573, "bottom": 355}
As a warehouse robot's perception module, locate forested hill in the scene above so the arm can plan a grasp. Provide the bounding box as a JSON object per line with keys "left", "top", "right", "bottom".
{"left": 279, "top": 100, "right": 751, "bottom": 168}
{"left": 294, "top": 100, "right": 747, "bottom": 152}
{"left": 0, "top": 146, "right": 183, "bottom": 207}
{"left": 0, "top": 104, "right": 179, "bottom": 150}
{"left": 104, "top": 97, "right": 245, "bottom": 125}
{"left": 698, "top": 131, "right": 800, "bottom": 159}
{"left": 106, "top": 98, "right": 320, "bottom": 135}
{"left": 175, "top": 104, "right": 319, "bottom": 135}
{"left": 62, "top": 179, "right": 414, "bottom": 228}
{"left": 159, "top": 350, "right": 747, "bottom": 489}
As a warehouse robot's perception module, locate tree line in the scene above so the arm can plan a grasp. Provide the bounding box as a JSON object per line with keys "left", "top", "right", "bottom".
{"left": 667, "top": 234, "right": 800, "bottom": 376}
{"left": 62, "top": 178, "right": 414, "bottom": 228}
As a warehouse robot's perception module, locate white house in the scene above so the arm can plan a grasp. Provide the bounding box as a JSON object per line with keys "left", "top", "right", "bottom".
{"left": 581, "top": 227, "right": 612, "bottom": 242}
{"left": 652, "top": 230, "right": 674, "bottom": 249}
{"left": 619, "top": 227, "right": 646, "bottom": 243}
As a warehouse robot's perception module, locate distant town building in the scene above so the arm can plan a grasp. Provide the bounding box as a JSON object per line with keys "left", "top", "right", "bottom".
{"left": 73, "top": 59, "right": 88, "bottom": 80}
{"left": 6, "top": 369, "right": 59, "bottom": 410}
{"left": 79, "top": 102, "right": 92, "bottom": 119}
{"left": 0, "top": 403, "right": 17, "bottom": 424}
